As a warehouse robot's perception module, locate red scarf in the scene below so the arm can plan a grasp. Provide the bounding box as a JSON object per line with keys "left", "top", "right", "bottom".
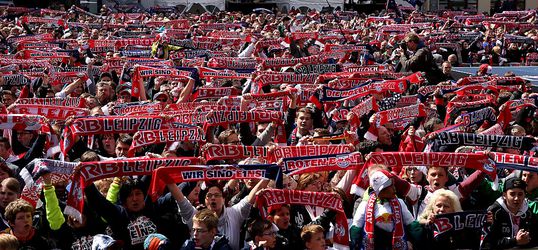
{"left": 61, "top": 116, "right": 172, "bottom": 155}
{"left": 281, "top": 151, "right": 364, "bottom": 175}
{"left": 203, "top": 110, "right": 283, "bottom": 132}
{"left": 198, "top": 67, "right": 253, "bottom": 80}
{"left": 129, "top": 127, "right": 205, "bottom": 157}
{"left": 497, "top": 98, "right": 536, "bottom": 130}
{"left": 149, "top": 164, "right": 281, "bottom": 202}
{"left": 256, "top": 189, "right": 349, "bottom": 247}
{"left": 349, "top": 97, "right": 379, "bottom": 127}
{"left": 364, "top": 193, "right": 407, "bottom": 250}
{"left": 65, "top": 157, "right": 198, "bottom": 222}
{"left": 191, "top": 87, "right": 241, "bottom": 101}
{"left": 113, "top": 102, "right": 164, "bottom": 115}
{"left": 15, "top": 97, "right": 85, "bottom": 108}
{"left": 271, "top": 145, "right": 354, "bottom": 162}
{"left": 375, "top": 104, "right": 426, "bottom": 126}
{"left": 8, "top": 104, "right": 89, "bottom": 120}
{"left": 203, "top": 144, "right": 271, "bottom": 161}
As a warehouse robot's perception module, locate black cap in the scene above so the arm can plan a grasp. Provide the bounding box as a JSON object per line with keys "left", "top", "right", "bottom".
{"left": 504, "top": 177, "right": 527, "bottom": 192}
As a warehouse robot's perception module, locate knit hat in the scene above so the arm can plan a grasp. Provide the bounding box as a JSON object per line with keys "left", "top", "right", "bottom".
{"left": 479, "top": 64, "right": 492, "bottom": 75}
{"left": 369, "top": 170, "right": 393, "bottom": 195}
{"left": 144, "top": 233, "right": 171, "bottom": 250}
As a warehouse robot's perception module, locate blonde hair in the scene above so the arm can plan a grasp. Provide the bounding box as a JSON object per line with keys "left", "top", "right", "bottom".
{"left": 0, "top": 233, "right": 19, "bottom": 250}
{"left": 418, "top": 189, "right": 462, "bottom": 224}
{"left": 194, "top": 209, "right": 219, "bottom": 231}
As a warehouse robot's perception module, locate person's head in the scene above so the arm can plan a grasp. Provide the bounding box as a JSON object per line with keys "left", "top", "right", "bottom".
{"left": 192, "top": 209, "right": 219, "bottom": 249}
{"left": 99, "top": 133, "right": 116, "bottom": 156}
{"left": 377, "top": 125, "right": 392, "bottom": 146}
{"left": 447, "top": 54, "right": 458, "bottom": 65}
{"left": 0, "top": 137, "right": 11, "bottom": 160}
{"left": 428, "top": 189, "right": 461, "bottom": 215}
{"left": 16, "top": 130, "right": 35, "bottom": 148}
{"left": 296, "top": 107, "right": 314, "bottom": 133}
{"left": 80, "top": 150, "right": 100, "bottom": 162}
{"left": 268, "top": 204, "right": 291, "bottom": 230}
{"left": 427, "top": 166, "right": 449, "bottom": 191}
{"left": 119, "top": 178, "right": 146, "bottom": 213}
{"left": 96, "top": 82, "right": 112, "bottom": 104}
{"left": 510, "top": 125, "right": 526, "bottom": 136}
{"left": 217, "top": 129, "right": 240, "bottom": 145}
{"left": 0, "top": 233, "right": 19, "bottom": 250}
{"left": 179, "top": 181, "right": 201, "bottom": 206}
{"left": 99, "top": 72, "right": 113, "bottom": 83}
{"left": 369, "top": 169, "right": 396, "bottom": 199}
{"left": 357, "top": 140, "right": 383, "bottom": 155}
{"left": 424, "top": 118, "right": 444, "bottom": 134}
{"left": 297, "top": 173, "right": 324, "bottom": 192}
{"left": 94, "top": 178, "right": 114, "bottom": 197}
{"left": 0, "top": 177, "right": 21, "bottom": 210}
{"left": 204, "top": 184, "right": 225, "bottom": 215}
{"left": 301, "top": 225, "right": 325, "bottom": 250}
{"left": 503, "top": 177, "right": 527, "bottom": 213}
{"left": 248, "top": 219, "right": 277, "bottom": 249}
{"left": 522, "top": 171, "right": 538, "bottom": 193}
{"left": 419, "top": 189, "right": 462, "bottom": 224}
{"left": 404, "top": 32, "right": 420, "bottom": 51}
{"left": 4, "top": 199, "right": 33, "bottom": 234}
{"left": 0, "top": 163, "right": 13, "bottom": 182}
{"left": 1, "top": 90, "right": 15, "bottom": 107}
{"left": 115, "top": 134, "right": 132, "bottom": 157}
{"left": 405, "top": 166, "right": 426, "bottom": 184}
{"left": 442, "top": 61, "right": 452, "bottom": 75}
{"left": 256, "top": 122, "right": 270, "bottom": 136}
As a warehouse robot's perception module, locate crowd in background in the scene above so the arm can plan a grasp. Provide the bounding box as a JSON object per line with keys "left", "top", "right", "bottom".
{"left": 0, "top": 2, "right": 535, "bottom": 250}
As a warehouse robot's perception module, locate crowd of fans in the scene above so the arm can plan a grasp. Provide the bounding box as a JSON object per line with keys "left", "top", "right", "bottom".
{"left": 0, "top": 2, "right": 535, "bottom": 250}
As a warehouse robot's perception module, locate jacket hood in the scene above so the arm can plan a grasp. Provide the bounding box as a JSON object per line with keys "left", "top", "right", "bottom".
{"left": 495, "top": 196, "right": 528, "bottom": 216}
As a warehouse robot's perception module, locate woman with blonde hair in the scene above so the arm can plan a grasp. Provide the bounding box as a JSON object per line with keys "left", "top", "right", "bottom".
{"left": 415, "top": 189, "right": 480, "bottom": 250}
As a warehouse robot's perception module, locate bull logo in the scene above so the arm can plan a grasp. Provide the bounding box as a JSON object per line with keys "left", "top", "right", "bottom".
{"left": 336, "top": 155, "right": 350, "bottom": 168}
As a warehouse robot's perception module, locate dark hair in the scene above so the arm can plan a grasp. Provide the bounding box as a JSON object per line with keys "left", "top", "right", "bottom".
{"left": 119, "top": 178, "right": 146, "bottom": 203}
{"left": 248, "top": 218, "right": 273, "bottom": 238}
{"left": 117, "top": 134, "right": 133, "bottom": 145}
{"left": 357, "top": 140, "right": 382, "bottom": 155}
{"left": 0, "top": 137, "right": 10, "bottom": 150}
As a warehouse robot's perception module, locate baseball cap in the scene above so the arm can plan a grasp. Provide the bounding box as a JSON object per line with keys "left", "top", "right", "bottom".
{"left": 504, "top": 177, "right": 527, "bottom": 192}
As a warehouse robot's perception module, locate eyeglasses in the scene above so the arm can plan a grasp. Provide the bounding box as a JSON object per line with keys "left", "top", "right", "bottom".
{"left": 206, "top": 193, "right": 222, "bottom": 199}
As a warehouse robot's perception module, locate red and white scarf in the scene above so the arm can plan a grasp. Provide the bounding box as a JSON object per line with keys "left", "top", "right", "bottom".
{"left": 203, "top": 144, "right": 271, "bottom": 161}
{"left": 364, "top": 193, "right": 407, "bottom": 250}
{"left": 8, "top": 104, "right": 89, "bottom": 120}
{"left": 65, "top": 157, "right": 198, "bottom": 222}
{"left": 256, "top": 189, "right": 349, "bottom": 248}
{"left": 203, "top": 110, "right": 283, "bottom": 132}
{"left": 129, "top": 127, "right": 205, "bottom": 157}
{"left": 271, "top": 145, "right": 354, "bottom": 163}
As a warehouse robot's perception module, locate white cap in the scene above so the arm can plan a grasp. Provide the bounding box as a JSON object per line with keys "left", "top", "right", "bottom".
{"left": 369, "top": 170, "right": 393, "bottom": 195}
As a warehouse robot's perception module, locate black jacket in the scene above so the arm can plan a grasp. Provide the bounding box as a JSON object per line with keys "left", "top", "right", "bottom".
{"left": 181, "top": 235, "right": 233, "bottom": 250}
{"left": 482, "top": 198, "right": 538, "bottom": 249}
